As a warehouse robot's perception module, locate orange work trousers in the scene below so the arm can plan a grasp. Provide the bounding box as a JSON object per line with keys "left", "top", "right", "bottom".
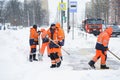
{"left": 93, "top": 50, "right": 107, "bottom": 65}
{"left": 55, "top": 47, "right": 62, "bottom": 57}
{"left": 40, "top": 42, "right": 50, "bottom": 55}
{"left": 49, "top": 48, "right": 61, "bottom": 64}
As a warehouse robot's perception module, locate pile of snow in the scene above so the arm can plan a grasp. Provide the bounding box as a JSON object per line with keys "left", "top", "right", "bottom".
{"left": 0, "top": 27, "right": 120, "bottom": 80}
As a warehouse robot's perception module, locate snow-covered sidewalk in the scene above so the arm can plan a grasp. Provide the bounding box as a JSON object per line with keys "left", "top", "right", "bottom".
{"left": 0, "top": 28, "right": 120, "bottom": 80}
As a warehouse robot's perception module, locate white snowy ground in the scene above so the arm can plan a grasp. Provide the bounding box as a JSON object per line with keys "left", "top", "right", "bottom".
{"left": 0, "top": 27, "right": 120, "bottom": 80}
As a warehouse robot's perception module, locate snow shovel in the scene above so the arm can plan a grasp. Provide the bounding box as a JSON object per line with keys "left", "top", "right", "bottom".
{"left": 38, "top": 35, "right": 43, "bottom": 61}
{"left": 108, "top": 49, "right": 120, "bottom": 60}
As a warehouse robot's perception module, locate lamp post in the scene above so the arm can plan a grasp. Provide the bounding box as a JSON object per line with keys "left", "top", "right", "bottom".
{"left": 61, "top": 0, "right": 63, "bottom": 28}
{"left": 67, "top": 0, "right": 70, "bottom": 33}
{"left": 27, "top": 10, "right": 30, "bottom": 27}
{"left": 115, "top": 8, "right": 117, "bottom": 25}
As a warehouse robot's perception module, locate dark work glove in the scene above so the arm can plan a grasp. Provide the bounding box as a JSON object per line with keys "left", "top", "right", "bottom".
{"left": 49, "top": 41, "right": 59, "bottom": 48}
{"left": 37, "top": 31, "right": 41, "bottom": 35}
{"left": 102, "top": 46, "right": 108, "bottom": 54}
{"left": 35, "top": 41, "right": 38, "bottom": 45}
{"left": 104, "top": 46, "right": 108, "bottom": 51}
{"left": 48, "top": 55, "right": 50, "bottom": 57}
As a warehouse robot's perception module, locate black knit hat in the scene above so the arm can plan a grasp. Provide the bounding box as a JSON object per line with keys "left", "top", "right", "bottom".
{"left": 50, "top": 23, "right": 55, "bottom": 27}
{"left": 33, "top": 25, "right": 37, "bottom": 29}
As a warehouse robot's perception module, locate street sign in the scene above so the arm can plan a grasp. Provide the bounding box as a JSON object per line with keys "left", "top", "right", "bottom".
{"left": 58, "top": 2, "right": 66, "bottom": 11}
{"left": 70, "top": 1, "right": 77, "bottom": 13}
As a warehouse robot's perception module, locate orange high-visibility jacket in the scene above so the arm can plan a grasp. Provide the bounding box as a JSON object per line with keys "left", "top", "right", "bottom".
{"left": 30, "top": 28, "right": 39, "bottom": 41}
{"left": 97, "top": 27, "right": 113, "bottom": 47}
{"left": 56, "top": 23, "right": 65, "bottom": 41}
{"left": 40, "top": 29, "right": 47, "bottom": 39}
{"left": 47, "top": 28, "right": 58, "bottom": 42}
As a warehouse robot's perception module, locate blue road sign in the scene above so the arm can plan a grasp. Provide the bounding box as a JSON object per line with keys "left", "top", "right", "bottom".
{"left": 70, "top": 1, "right": 77, "bottom": 13}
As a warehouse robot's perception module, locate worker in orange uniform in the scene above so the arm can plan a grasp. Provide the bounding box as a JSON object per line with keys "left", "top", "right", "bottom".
{"left": 88, "top": 27, "right": 113, "bottom": 69}
{"left": 29, "top": 25, "right": 40, "bottom": 62}
{"left": 47, "top": 23, "right": 61, "bottom": 68}
{"left": 38, "top": 28, "right": 49, "bottom": 61}
{"left": 55, "top": 22, "right": 65, "bottom": 61}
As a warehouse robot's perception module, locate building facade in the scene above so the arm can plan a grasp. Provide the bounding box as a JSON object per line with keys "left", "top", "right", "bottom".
{"left": 109, "top": 0, "right": 120, "bottom": 25}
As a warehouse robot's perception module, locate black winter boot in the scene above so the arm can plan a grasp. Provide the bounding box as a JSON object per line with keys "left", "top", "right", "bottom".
{"left": 33, "top": 54, "right": 38, "bottom": 61}
{"left": 101, "top": 65, "right": 109, "bottom": 69}
{"left": 56, "top": 61, "right": 61, "bottom": 67}
{"left": 29, "top": 55, "right": 33, "bottom": 62}
{"left": 88, "top": 60, "right": 95, "bottom": 69}
{"left": 50, "top": 64, "right": 56, "bottom": 68}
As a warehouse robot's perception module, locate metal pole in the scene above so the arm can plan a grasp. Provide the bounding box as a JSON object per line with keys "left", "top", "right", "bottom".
{"left": 72, "top": 13, "right": 74, "bottom": 40}
{"left": 67, "top": 0, "right": 70, "bottom": 33}
{"left": 61, "top": 0, "right": 63, "bottom": 28}
{"left": 115, "top": 9, "right": 117, "bottom": 24}
{"left": 27, "top": 11, "right": 30, "bottom": 27}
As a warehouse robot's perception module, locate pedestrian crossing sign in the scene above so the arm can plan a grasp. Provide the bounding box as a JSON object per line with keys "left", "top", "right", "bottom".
{"left": 58, "top": 2, "right": 66, "bottom": 11}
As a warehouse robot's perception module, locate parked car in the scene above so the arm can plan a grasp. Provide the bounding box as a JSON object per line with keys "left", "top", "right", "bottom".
{"left": 0, "top": 26, "right": 2, "bottom": 30}
{"left": 111, "top": 25, "right": 120, "bottom": 37}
